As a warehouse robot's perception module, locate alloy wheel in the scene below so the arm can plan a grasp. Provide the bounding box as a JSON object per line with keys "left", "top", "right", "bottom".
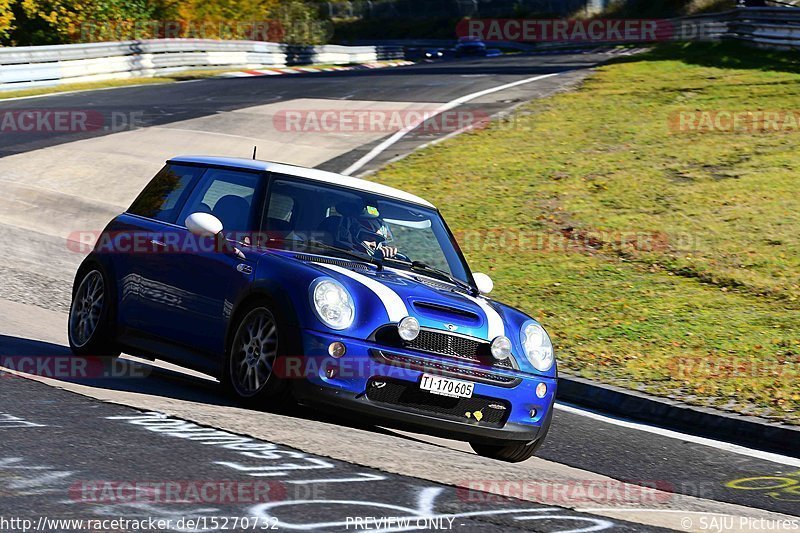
{"left": 230, "top": 308, "right": 279, "bottom": 397}
{"left": 68, "top": 270, "right": 105, "bottom": 348}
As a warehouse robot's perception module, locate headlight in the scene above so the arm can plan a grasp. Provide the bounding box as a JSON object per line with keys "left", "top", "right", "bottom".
{"left": 310, "top": 278, "right": 354, "bottom": 330}
{"left": 521, "top": 321, "right": 554, "bottom": 372}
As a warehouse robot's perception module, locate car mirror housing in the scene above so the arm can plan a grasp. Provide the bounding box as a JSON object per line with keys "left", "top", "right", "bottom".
{"left": 186, "top": 212, "right": 223, "bottom": 238}
{"left": 473, "top": 272, "right": 494, "bottom": 295}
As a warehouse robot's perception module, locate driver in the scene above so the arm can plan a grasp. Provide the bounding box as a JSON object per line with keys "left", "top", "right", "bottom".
{"left": 336, "top": 202, "right": 399, "bottom": 259}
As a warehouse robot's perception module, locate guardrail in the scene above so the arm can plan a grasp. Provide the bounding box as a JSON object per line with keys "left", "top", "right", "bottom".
{"left": 0, "top": 39, "right": 404, "bottom": 91}
{"left": 671, "top": 7, "right": 800, "bottom": 48}
{"left": 727, "top": 7, "right": 800, "bottom": 49}
{"left": 2, "top": 7, "right": 798, "bottom": 92}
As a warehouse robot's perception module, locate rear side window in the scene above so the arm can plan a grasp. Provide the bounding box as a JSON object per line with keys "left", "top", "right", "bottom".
{"left": 177, "top": 168, "right": 261, "bottom": 232}
{"left": 128, "top": 164, "right": 204, "bottom": 223}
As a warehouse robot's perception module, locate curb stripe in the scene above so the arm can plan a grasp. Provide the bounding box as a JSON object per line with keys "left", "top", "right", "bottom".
{"left": 219, "top": 61, "right": 414, "bottom": 79}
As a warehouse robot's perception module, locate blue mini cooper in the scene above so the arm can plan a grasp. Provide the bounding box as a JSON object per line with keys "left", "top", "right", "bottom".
{"left": 68, "top": 156, "right": 556, "bottom": 462}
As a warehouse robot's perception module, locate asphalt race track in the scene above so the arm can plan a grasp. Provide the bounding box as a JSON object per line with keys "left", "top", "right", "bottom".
{"left": 0, "top": 53, "right": 798, "bottom": 532}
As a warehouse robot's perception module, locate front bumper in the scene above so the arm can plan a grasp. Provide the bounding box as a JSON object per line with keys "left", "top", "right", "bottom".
{"left": 290, "top": 329, "right": 556, "bottom": 445}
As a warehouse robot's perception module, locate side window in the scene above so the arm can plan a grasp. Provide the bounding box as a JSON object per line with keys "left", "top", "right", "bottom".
{"left": 177, "top": 168, "right": 261, "bottom": 233}
{"left": 127, "top": 164, "right": 204, "bottom": 223}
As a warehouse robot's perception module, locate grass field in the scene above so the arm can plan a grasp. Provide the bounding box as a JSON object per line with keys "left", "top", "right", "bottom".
{"left": 372, "top": 42, "right": 800, "bottom": 423}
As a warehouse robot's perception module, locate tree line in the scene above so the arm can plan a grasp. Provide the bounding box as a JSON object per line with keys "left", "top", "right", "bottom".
{"left": 0, "top": 0, "right": 331, "bottom": 46}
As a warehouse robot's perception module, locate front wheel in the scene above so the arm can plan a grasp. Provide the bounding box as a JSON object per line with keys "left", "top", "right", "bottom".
{"left": 68, "top": 268, "right": 120, "bottom": 357}
{"left": 471, "top": 411, "right": 552, "bottom": 462}
{"left": 223, "top": 304, "right": 290, "bottom": 406}
{"left": 470, "top": 438, "right": 545, "bottom": 463}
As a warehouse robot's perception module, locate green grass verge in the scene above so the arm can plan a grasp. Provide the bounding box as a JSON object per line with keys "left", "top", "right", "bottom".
{"left": 371, "top": 42, "right": 800, "bottom": 423}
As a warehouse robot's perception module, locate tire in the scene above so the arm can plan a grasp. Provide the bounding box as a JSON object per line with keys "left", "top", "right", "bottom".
{"left": 68, "top": 267, "right": 120, "bottom": 357}
{"left": 470, "top": 438, "right": 545, "bottom": 463}
{"left": 470, "top": 409, "right": 553, "bottom": 463}
{"left": 223, "top": 303, "right": 291, "bottom": 407}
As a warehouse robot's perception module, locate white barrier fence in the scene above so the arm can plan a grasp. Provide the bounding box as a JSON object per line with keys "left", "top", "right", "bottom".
{"left": 671, "top": 7, "right": 800, "bottom": 49}
{"left": 1, "top": 7, "right": 799, "bottom": 92}
{"left": 0, "top": 39, "right": 404, "bottom": 91}
{"left": 726, "top": 7, "right": 800, "bottom": 50}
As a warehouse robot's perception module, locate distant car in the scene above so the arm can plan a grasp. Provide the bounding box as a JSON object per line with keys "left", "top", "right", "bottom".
{"left": 68, "top": 156, "right": 556, "bottom": 462}
{"left": 455, "top": 37, "right": 488, "bottom": 57}
{"left": 424, "top": 48, "right": 445, "bottom": 60}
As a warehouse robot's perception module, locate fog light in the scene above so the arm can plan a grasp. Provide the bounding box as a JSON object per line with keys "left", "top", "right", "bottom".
{"left": 326, "top": 367, "right": 338, "bottom": 379}
{"left": 491, "top": 336, "right": 512, "bottom": 360}
{"left": 328, "top": 341, "right": 346, "bottom": 358}
{"left": 536, "top": 383, "right": 547, "bottom": 398}
{"left": 398, "top": 316, "right": 420, "bottom": 341}
{"left": 529, "top": 409, "right": 537, "bottom": 418}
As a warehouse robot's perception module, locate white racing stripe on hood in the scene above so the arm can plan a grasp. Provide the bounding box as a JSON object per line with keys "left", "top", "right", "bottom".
{"left": 463, "top": 293, "right": 506, "bottom": 340}
{"left": 314, "top": 263, "right": 408, "bottom": 322}
{"left": 390, "top": 268, "right": 505, "bottom": 340}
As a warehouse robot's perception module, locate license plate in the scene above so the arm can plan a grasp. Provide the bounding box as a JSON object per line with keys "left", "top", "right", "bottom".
{"left": 420, "top": 374, "right": 474, "bottom": 398}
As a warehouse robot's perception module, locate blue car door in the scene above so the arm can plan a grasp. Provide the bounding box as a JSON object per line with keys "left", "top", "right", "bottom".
{"left": 113, "top": 163, "right": 206, "bottom": 331}
{"left": 128, "top": 166, "right": 264, "bottom": 361}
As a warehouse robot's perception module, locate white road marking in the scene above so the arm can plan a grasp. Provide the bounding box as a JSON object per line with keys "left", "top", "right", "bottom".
{"left": 340, "top": 73, "right": 560, "bottom": 176}
{"left": 555, "top": 402, "right": 800, "bottom": 468}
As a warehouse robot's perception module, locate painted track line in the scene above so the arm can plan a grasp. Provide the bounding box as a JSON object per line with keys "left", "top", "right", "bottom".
{"left": 555, "top": 402, "right": 800, "bottom": 468}
{"left": 340, "top": 72, "right": 560, "bottom": 176}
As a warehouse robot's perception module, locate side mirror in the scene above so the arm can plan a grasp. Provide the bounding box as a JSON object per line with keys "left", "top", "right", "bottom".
{"left": 185, "top": 212, "right": 246, "bottom": 259}
{"left": 473, "top": 273, "right": 494, "bottom": 295}
{"left": 186, "top": 212, "right": 223, "bottom": 238}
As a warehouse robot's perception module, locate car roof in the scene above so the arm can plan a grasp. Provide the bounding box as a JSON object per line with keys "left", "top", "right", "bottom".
{"left": 168, "top": 156, "right": 435, "bottom": 208}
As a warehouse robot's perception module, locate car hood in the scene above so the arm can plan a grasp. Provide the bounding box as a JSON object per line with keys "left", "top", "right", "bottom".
{"left": 257, "top": 251, "right": 552, "bottom": 376}
{"left": 312, "top": 262, "right": 507, "bottom": 342}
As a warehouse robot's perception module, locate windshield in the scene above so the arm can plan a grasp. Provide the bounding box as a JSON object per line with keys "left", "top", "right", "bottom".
{"left": 262, "top": 178, "right": 471, "bottom": 285}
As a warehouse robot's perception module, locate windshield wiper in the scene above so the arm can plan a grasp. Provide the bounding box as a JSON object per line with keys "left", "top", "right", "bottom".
{"left": 283, "top": 239, "right": 383, "bottom": 270}
{"left": 388, "top": 259, "right": 475, "bottom": 294}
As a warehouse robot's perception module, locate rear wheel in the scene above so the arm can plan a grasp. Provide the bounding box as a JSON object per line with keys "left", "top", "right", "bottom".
{"left": 68, "top": 268, "right": 120, "bottom": 357}
{"left": 224, "top": 304, "right": 290, "bottom": 406}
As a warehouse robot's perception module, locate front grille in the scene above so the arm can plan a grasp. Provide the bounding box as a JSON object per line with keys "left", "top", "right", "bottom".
{"left": 405, "top": 329, "right": 514, "bottom": 369}
{"left": 372, "top": 350, "right": 519, "bottom": 386}
{"left": 365, "top": 378, "right": 510, "bottom": 426}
